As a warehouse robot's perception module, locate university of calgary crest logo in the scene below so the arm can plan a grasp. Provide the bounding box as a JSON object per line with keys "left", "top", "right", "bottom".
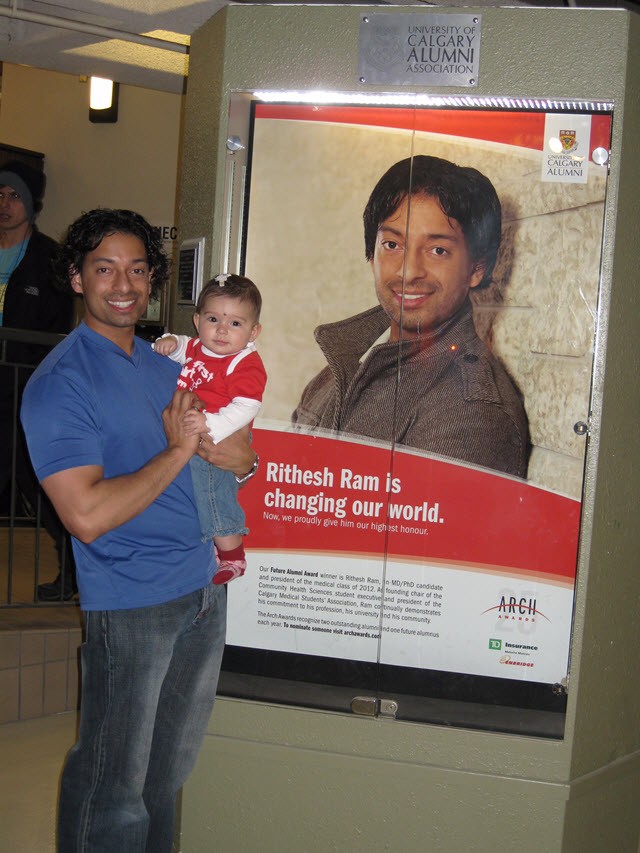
{"left": 364, "top": 26, "right": 402, "bottom": 71}
{"left": 559, "top": 130, "right": 577, "bottom": 152}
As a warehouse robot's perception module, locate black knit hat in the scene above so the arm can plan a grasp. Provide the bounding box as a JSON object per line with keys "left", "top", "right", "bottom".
{"left": 0, "top": 160, "right": 46, "bottom": 221}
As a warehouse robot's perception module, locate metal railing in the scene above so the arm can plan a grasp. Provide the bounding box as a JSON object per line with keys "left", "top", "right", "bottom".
{"left": 1, "top": 327, "right": 73, "bottom": 606}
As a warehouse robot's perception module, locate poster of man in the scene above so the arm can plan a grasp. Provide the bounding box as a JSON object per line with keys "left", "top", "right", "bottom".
{"left": 290, "top": 153, "right": 529, "bottom": 479}
{"left": 221, "top": 101, "right": 611, "bottom": 717}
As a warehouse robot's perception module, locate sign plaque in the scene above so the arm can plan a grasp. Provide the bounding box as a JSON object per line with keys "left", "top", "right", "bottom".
{"left": 358, "top": 13, "right": 482, "bottom": 87}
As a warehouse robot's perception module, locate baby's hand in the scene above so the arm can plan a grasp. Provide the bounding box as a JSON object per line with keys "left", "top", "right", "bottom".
{"left": 182, "top": 408, "right": 208, "bottom": 436}
{"left": 154, "top": 335, "right": 178, "bottom": 355}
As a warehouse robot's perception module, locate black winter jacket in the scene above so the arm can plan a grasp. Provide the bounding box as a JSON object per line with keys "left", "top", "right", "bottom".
{"left": 3, "top": 228, "right": 73, "bottom": 364}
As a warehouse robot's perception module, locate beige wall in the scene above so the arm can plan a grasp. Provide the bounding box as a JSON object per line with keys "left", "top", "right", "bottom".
{"left": 0, "top": 62, "right": 182, "bottom": 249}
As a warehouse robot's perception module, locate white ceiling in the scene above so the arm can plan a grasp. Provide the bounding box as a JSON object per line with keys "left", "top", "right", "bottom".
{"left": 0, "top": 0, "right": 636, "bottom": 95}
{"left": 0, "top": 0, "right": 230, "bottom": 94}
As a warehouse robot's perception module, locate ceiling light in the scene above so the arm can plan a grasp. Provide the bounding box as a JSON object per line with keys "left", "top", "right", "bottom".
{"left": 89, "top": 77, "right": 119, "bottom": 123}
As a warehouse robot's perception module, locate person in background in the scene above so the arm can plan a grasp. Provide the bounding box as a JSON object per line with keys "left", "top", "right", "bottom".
{"left": 0, "top": 160, "right": 72, "bottom": 340}
{"left": 0, "top": 159, "right": 76, "bottom": 600}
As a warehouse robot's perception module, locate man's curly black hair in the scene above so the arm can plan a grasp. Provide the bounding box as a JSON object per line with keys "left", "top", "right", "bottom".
{"left": 363, "top": 155, "right": 502, "bottom": 289}
{"left": 55, "top": 208, "right": 170, "bottom": 299}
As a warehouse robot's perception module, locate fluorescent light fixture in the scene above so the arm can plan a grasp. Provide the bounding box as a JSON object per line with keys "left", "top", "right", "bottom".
{"left": 89, "top": 77, "right": 119, "bottom": 123}
{"left": 90, "top": 77, "right": 113, "bottom": 109}
{"left": 252, "top": 90, "right": 614, "bottom": 112}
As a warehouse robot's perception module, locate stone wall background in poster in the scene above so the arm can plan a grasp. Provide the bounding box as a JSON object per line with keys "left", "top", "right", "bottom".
{"left": 244, "top": 105, "right": 609, "bottom": 499}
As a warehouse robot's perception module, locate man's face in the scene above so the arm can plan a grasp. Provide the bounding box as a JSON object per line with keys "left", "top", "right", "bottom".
{"left": 0, "top": 184, "right": 30, "bottom": 235}
{"left": 71, "top": 232, "right": 152, "bottom": 346}
{"left": 193, "top": 294, "right": 260, "bottom": 357}
{"left": 371, "top": 193, "right": 485, "bottom": 341}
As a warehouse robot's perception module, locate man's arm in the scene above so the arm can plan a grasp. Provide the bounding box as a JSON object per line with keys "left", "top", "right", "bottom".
{"left": 197, "top": 427, "right": 257, "bottom": 481}
{"left": 41, "top": 388, "right": 200, "bottom": 543}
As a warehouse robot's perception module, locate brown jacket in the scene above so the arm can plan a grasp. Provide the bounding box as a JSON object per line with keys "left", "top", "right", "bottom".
{"left": 292, "top": 301, "right": 529, "bottom": 477}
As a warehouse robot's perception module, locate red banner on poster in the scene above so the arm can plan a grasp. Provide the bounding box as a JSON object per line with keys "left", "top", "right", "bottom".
{"left": 242, "top": 428, "right": 579, "bottom": 585}
{"left": 255, "top": 103, "right": 611, "bottom": 155}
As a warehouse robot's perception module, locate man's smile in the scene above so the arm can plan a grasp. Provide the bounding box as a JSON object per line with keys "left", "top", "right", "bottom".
{"left": 391, "top": 288, "right": 436, "bottom": 306}
{"left": 108, "top": 297, "right": 137, "bottom": 310}
{"left": 372, "top": 195, "right": 484, "bottom": 341}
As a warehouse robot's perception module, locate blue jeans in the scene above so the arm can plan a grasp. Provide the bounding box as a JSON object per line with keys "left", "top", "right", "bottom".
{"left": 58, "top": 584, "right": 226, "bottom": 853}
{"left": 189, "top": 455, "right": 248, "bottom": 541}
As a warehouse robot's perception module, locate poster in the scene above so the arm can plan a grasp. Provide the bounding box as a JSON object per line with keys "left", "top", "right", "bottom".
{"left": 224, "top": 100, "right": 611, "bottom": 720}
{"left": 230, "top": 429, "right": 579, "bottom": 685}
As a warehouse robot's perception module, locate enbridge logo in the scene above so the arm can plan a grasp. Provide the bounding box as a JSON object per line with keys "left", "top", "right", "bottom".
{"left": 499, "top": 655, "right": 535, "bottom": 669}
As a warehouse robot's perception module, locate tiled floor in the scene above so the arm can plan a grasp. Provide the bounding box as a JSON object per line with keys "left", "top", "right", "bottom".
{"left": 0, "top": 618, "right": 81, "bottom": 723}
{"left": 0, "top": 711, "right": 77, "bottom": 853}
{"left": 1, "top": 522, "right": 80, "bottom": 848}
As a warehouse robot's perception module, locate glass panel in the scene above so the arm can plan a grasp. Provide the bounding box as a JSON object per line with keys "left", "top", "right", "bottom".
{"left": 219, "top": 96, "right": 611, "bottom": 737}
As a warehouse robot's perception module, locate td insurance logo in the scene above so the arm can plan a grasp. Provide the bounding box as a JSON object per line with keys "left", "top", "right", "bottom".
{"left": 488, "top": 637, "right": 539, "bottom": 669}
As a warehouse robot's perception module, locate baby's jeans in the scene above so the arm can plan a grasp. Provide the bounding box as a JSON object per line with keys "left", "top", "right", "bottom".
{"left": 189, "top": 454, "right": 249, "bottom": 541}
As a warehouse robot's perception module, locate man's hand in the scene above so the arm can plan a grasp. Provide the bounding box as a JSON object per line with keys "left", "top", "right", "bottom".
{"left": 154, "top": 335, "right": 178, "bottom": 355}
{"left": 197, "top": 426, "right": 256, "bottom": 480}
{"left": 162, "top": 389, "right": 201, "bottom": 454}
{"left": 182, "top": 408, "right": 208, "bottom": 437}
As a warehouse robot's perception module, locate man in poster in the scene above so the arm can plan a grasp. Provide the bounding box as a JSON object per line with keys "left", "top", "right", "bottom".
{"left": 292, "top": 155, "right": 529, "bottom": 478}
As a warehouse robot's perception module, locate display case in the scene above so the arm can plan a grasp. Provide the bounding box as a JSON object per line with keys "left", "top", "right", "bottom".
{"left": 175, "top": 6, "right": 640, "bottom": 850}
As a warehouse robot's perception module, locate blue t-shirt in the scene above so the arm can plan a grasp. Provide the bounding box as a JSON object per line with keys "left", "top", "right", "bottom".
{"left": 21, "top": 323, "right": 215, "bottom": 610}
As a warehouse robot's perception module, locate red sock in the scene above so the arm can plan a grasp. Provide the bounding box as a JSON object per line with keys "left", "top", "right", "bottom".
{"left": 213, "top": 544, "right": 247, "bottom": 585}
{"left": 216, "top": 544, "right": 245, "bottom": 562}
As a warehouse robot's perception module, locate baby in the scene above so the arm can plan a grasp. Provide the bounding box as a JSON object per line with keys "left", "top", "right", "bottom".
{"left": 155, "top": 274, "right": 267, "bottom": 584}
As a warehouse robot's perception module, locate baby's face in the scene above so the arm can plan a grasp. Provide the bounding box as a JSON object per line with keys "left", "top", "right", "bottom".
{"left": 194, "top": 294, "right": 260, "bottom": 356}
